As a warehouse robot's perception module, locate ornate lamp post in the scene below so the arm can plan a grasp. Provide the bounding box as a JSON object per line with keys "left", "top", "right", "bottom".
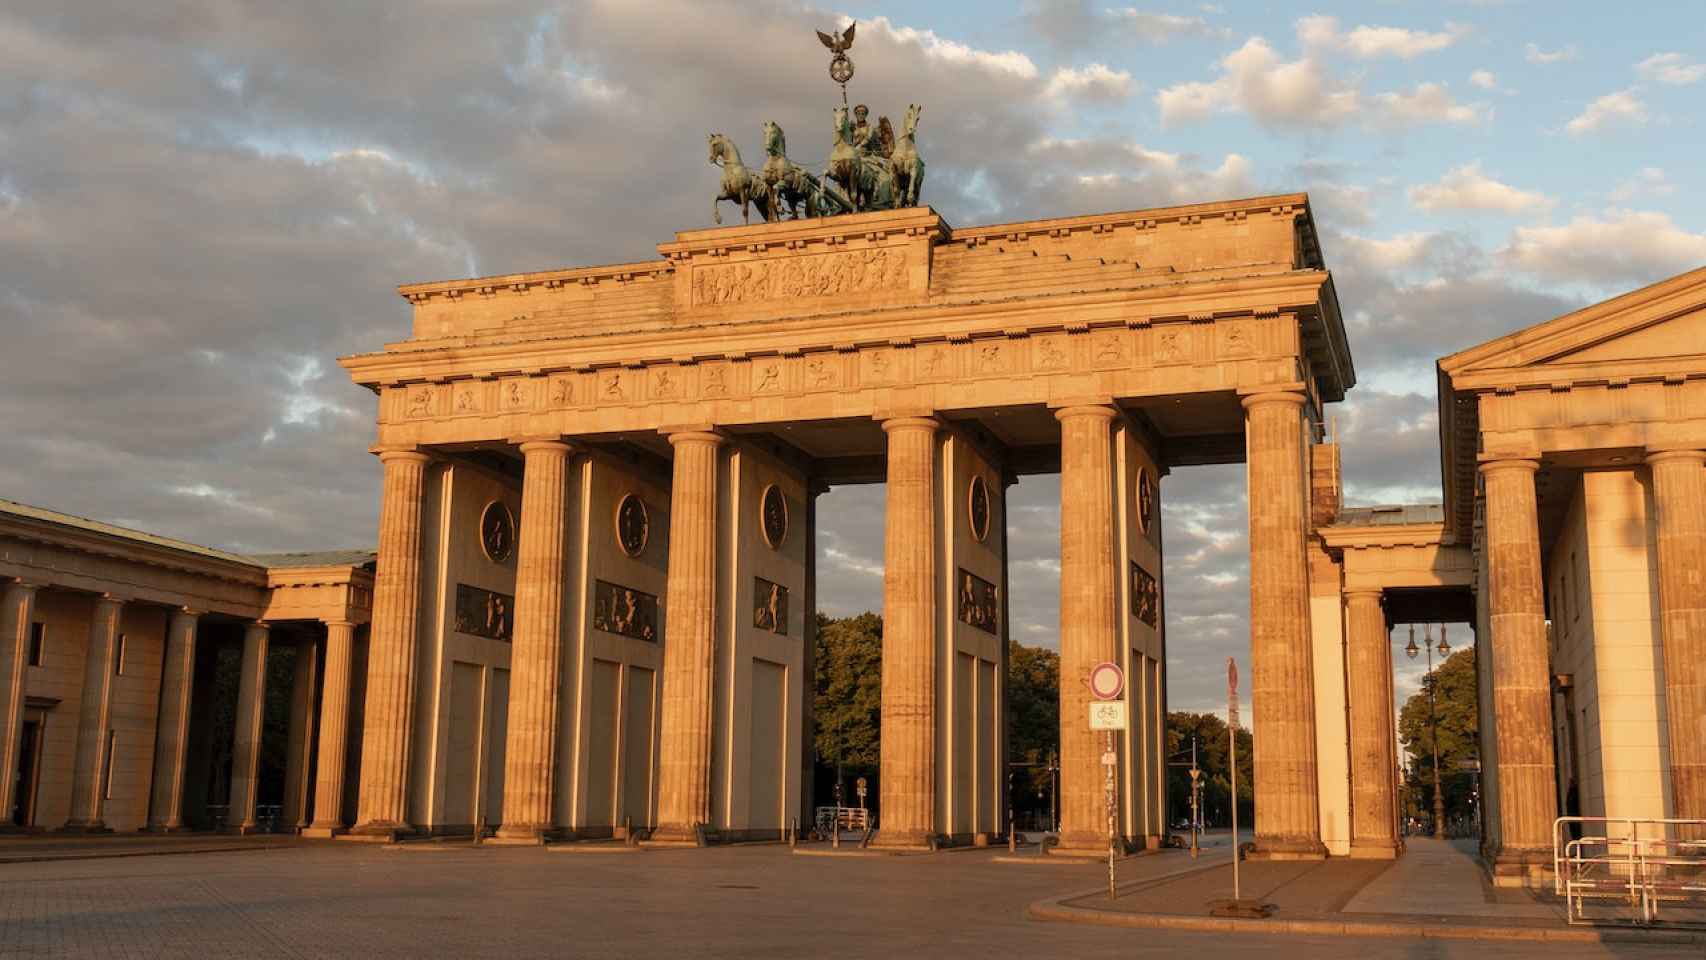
{"left": 1406, "top": 623, "right": 1450, "bottom": 839}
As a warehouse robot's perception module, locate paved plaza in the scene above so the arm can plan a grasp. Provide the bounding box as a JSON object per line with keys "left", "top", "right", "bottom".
{"left": 0, "top": 835, "right": 1696, "bottom": 959}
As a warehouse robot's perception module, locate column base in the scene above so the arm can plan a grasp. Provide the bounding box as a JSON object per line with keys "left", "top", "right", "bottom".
{"left": 646, "top": 822, "right": 711, "bottom": 847}
{"left": 342, "top": 821, "right": 414, "bottom": 842}
{"left": 1052, "top": 828, "right": 1127, "bottom": 854}
{"left": 868, "top": 827, "right": 935, "bottom": 851}
{"left": 1246, "top": 837, "right": 1328, "bottom": 861}
{"left": 223, "top": 823, "right": 268, "bottom": 836}
{"left": 143, "top": 824, "right": 196, "bottom": 834}
{"left": 301, "top": 823, "right": 346, "bottom": 839}
{"left": 1348, "top": 841, "right": 1400, "bottom": 860}
{"left": 1484, "top": 848, "right": 1553, "bottom": 888}
{"left": 58, "top": 820, "right": 111, "bottom": 834}
{"left": 488, "top": 824, "right": 556, "bottom": 846}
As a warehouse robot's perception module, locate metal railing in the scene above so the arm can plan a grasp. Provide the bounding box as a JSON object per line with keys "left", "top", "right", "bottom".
{"left": 1554, "top": 816, "right": 1706, "bottom": 927}
{"left": 813, "top": 805, "right": 869, "bottom": 835}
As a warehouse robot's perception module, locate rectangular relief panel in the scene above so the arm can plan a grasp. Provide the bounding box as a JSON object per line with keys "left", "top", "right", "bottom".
{"left": 454, "top": 585, "right": 513, "bottom": 641}
{"left": 591, "top": 580, "right": 659, "bottom": 642}
{"left": 1130, "top": 564, "right": 1158, "bottom": 628}
{"left": 752, "top": 577, "right": 789, "bottom": 636}
{"left": 956, "top": 568, "right": 999, "bottom": 635}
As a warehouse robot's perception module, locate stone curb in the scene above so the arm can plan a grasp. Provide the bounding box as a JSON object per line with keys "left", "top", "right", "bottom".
{"left": 1025, "top": 891, "right": 1706, "bottom": 946}
{"left": 0, "top": 840, "right": 302, "bottom": 865}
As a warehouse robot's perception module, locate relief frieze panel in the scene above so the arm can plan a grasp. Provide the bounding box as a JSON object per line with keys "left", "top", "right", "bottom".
{"left": 690, "top": 246, "right": 910, "bottom": 308}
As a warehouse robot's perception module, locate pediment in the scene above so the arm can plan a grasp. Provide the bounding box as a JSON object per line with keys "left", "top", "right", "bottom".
{"left": 1441, "top": 264, "right": 1706, "bottom": 378}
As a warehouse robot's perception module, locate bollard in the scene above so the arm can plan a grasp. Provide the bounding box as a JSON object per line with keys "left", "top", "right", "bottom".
{"left": 474, "top": 815, "right": 484, "bottom": 847}
{"left": 1008, "top": 814, "right": 1016, "bottom": 853}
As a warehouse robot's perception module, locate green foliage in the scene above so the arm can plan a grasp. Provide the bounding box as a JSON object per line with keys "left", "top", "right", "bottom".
{"left": 1007, "top": 640, "right": 1059, "bottom": 810}
{"left": 1397, "top": 645, "right": 1479, "bottom": 821}
{"left": 813, "top": 611, "right": 883, "bottom": 768}
{"left": 1165, "top": 711, "right": 1253, "bottom": 828}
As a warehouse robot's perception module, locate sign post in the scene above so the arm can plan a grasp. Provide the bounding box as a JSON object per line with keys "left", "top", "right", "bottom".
{"left": 1088, "top": 661, "right": 1125, "bottom": 900}
{"left": 1227, "top": 657, "right": 1240, "bottom": 903}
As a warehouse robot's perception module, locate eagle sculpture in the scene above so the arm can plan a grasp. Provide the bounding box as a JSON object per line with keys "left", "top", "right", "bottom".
{"left": 816, "top": 22, "right": 855, "bottom": 54}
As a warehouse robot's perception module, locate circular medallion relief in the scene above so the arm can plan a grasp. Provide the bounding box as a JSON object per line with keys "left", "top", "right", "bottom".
{"left": 968, "top": 474, "right": 991, "bottom": 543}
{"left": 615, "top": 493, "right": 650, "bottom": 558}
{"left": 760, "top": 484, "right": 788, "bottom": 549}
{"left": 1137, "top": 468, "right": 1155, "bottom": 536}
{"left": 479, "top": 501, "right": 515, "bottom": 564}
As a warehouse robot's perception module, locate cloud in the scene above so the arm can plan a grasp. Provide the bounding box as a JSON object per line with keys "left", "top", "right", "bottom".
{"left": 1469, "top": 69, "right": 1497, "bottom": 90}
{"left": 1608, "top": 167, "right": 1674, "bottom": 203}
{"left": 1043, "top": 63, "right": 1138, "bottom": 104}
{"left": 1636, "top": 52, "right": 1705, "bottom": 86}
{"left": 1298, "top": 15, "right": 1467, "bottom": 60}
{"left": 1023, "top": 1, "right": 1226, "bottom": 52}
{"left": 1109, "top": 8, "right": 1229, "bottom": 42}
{"left": 1525, "top": 42, "right": 1577, "bottom": 64}
{"left": 1157, "top": 35, "right": 1487, "bottom": 131}
{"left": 1408, "top": 163, "right": 1554, "bottom": 214}
{"left": 1500, "top": 210, "right": 1706, "bottom": 287}
{"left": 1565, "top": 88, "right": 1648, "bottom": 136}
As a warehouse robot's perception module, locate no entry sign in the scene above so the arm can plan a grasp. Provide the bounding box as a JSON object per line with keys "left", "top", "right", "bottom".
{"left": 1088, "top": 661, "right": 1124, "bottom": 701}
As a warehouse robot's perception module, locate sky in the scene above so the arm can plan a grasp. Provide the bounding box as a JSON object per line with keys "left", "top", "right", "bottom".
{"left": 2, "top": 1, "right": 1703, "bottom": 719}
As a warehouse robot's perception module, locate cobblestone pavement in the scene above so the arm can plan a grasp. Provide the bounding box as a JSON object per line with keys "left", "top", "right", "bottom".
{"left": 0, "top": 838, "right": 1692, "bottom": 958}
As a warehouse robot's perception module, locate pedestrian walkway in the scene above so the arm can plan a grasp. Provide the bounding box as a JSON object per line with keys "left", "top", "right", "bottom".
{"left": 1342, "top": 836, "right": 1563, "bottom": 920}
{"left": 0, "top": 831, "right": 307, "bottom": 864}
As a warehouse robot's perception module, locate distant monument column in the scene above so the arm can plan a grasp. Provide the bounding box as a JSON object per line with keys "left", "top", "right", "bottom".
{"left": 1243, "top": 390, "right": 1325, "bottom": 858}
{"left": 305, "top": 620, "right": 357, "bottom": 837}
{"left": 498, "top": 439, "right": 574, "bottom": 843}
{"left": 65, "top": 595, "right": 124, "bottom": 832}
{"left": 147, "top": 608, "right": 200, "bottom": 831}
{"left": 229, "top": 622, "right": 271, "bottom": 834}
{"left": 1054, "top": 404, "right": 1120, "bottom": 852}
{"left": 654, "top": 430, "right": 725, "bottom": 843}
{"left": 1344, "top": 589, "right": 1398, "bottom": 857}
{"left": 1481, "top": 457, "right": 1556, "bottom": 875}
{"left": 0, "top": 580, "right": 39, "bottom": 830}
{"left": 353, "top": 448, "right": 432, "bottom": 838}
{"left": 872, "top": 416, "right": 939, "bottom": 848}
{"left": 1646, "top": 449, "right": 1706, "bottom": 827}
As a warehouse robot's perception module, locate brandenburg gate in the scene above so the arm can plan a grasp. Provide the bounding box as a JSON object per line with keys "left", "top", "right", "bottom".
{"left": 338, "top": 195, "right": 1352, "bottom": 854}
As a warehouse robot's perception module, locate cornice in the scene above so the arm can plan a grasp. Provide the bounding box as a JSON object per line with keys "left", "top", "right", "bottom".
{"left": 1318, "top": 521, "right": 1452, "bottom": 551}
{"left": 0, "top": 516, "right": 268, "bottom": 588}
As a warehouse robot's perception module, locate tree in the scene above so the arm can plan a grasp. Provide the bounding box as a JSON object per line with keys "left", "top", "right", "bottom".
{"left": 1165, "top": 711, "right": 1252, "bottom": 828}
{"left": 813, "top": 612, "right": 883, "bottom": 803}
{"left": 1397, "top": 646, "right": 1479, "bottom": 825}
{"left": 1007, "top": 640, "right": 1058, "bottom": 817}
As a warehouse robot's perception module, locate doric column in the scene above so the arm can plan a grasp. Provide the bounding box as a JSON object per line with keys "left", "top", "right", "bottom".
{"left": 654, "top": 430, "right": 724, "bottom": 843}
{"left": 354, "top": 448, "right": 431, "bottom": 838}
{"left": 1345, "top": 589, "right": 1398, "bottom": 856}
{"left": 282, "top": 636, "right": 319, "bottom": 829}
{"left": 147, "top": 608, "right": 199, "bottom": 831}
{"left": 65, "top": 595, "right": 124, "bottom": 831}
{"left": 1243, "top": 391, "right": 1324, "bottom": 857}
{"left": 1646, "top": 449, "right": 1706, "bottom": 825}
{"left": 1055, "top": 404, "right": 1120, "bottom": 851}
{"left": 1481, "top": 457, "right": 1556, "bottom": 868}
{"left": 498, "top": 439, "right": 574, "bottom": 842}
{"left": 873, "top": 416, "right": 939, "bottom": 848}
{"left": 229, "top": 622, "right": 270, "bottom": 833}
{"left": 306, "top": 620, "right": 357, "bottom": 837}
{"left": 0, "top": 580, "right": 39, "bottom": 830}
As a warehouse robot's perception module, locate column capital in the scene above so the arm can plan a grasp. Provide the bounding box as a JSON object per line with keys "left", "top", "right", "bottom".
{"left": 1478, "top": 457, "right": 1540, "bottom": 476}
{"left": 516, "top": 438, "right": 574, "bottom": 457}
{"left": 372, "top": 445, "right": 431, "bottom": 465}
{"left": 1240, "top": 390, "right": 1308, "bottom": 411}
{"left": 880, "top": 415, "right": 940, "bottom": 434}
{"left": 1053, "top": 403, "right": 1118, "bottom": 423}
{"left": 244, "top": 621, "right": 271, "bottom": 638}
{"left": 93, "top": 593, "right": 127, "bottom": 610}
{"left": 664, "top": 428, "right": 726, "bottom": 447}
{"left": 2, "top": 578, "right": 39, "bottom": 595}
{"left": 1645, "top": 448, "right": 1706, "bottom": 468}
{"left": 1343, "top": 587, "right": 1384, "bottom": 603}
{"left": 322, "top": 618, "right": 357, "bottom": 629}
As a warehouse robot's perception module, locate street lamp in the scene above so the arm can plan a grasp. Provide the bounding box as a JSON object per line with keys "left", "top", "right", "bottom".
{"left": 1407, "top": 623, "right": 1450, "bottom": 840}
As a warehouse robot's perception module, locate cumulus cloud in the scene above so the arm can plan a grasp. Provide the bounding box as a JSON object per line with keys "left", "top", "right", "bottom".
{"left": 1408, "top": 163, "right": 1554, "bottom": 214}
{"left": 1636, "top": 52, "right": 1705, "bottom": 85}
{"left": 1500, "top": 210, "right": 1706, "bottom": 287}
{"left": 1042, "top": 63, "right": 1138, "bottom": 104}
{"left": 1609, "top": 167, "right": 1674, "bottom": 203}
{"left": 1023, "top": 1, "right": 1227, "bottom": 52}
{"left": 1525, "top": 42, "right": 1577, "bottom": 64}
{"left": 1158, "top": 34, "right": 1487, "bottom": 131}
{"left": 1469, "top": 69, "right": 1497, "bottom": 90}
{"left": 1109, "top": 8, "right": 1229, "bottom": 42}
{"left": 1297, "top": 15, "right": 1467, "bottom": 59}
{"left": 1565, "top": 88, "right": 1649, "bottom": 136}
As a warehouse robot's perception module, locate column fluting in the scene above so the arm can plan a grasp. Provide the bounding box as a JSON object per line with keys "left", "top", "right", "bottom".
{"left": 307, "top": 620, "right": 357, "bottom": 836}
{"left": 1646, "top": 449, "right": 1706, "bottom": 827}
{"left": 499, "top": 439, "right": 574, "bottom": 841}
{"left": 147, "top": 608, "right": 199, "bottom": 830}
{"left": 66, "top": 595, "right": 123, "bottom": 831}
{"left": 229, "top": 622, "right": 270, "bottom": 832}
{"left": 0, "top": 581, "right": 38, "bottom": 827}
{"left": 1345, "top": 589, "right": 1398, "bottom": 854}
{"left": 1243, "top": 391, "right": 1324, "bottom": 856}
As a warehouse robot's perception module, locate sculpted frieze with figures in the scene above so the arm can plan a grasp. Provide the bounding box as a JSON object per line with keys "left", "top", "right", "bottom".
{"left": 691, "top": 246, "right": 909, "bottom": 307}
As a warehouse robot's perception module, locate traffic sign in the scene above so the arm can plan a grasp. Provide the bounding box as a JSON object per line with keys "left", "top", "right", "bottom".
{"left": 1089, "top": 700, "right": 1127, "bottom": 730}
{"left": 1088, "top": 661, "right": 1125, "bottom": 701}
{"left": 856, "top": 777, "right": 868, "bottom": 797}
